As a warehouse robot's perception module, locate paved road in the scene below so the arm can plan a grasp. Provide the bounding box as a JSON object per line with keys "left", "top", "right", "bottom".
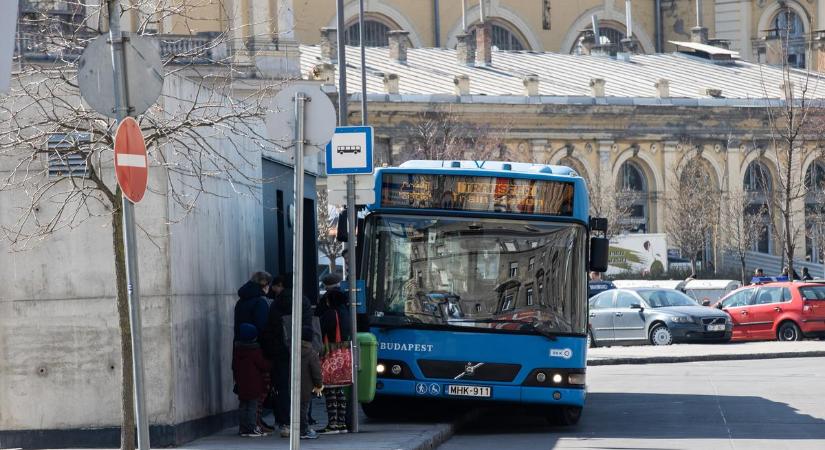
{"left": 439, "top": 357, "right": 825, "bottom": 450}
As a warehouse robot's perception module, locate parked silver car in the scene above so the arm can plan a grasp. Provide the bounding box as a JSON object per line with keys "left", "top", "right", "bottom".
{"left": 587, "top": 288, "right": 732, "bottom": 346}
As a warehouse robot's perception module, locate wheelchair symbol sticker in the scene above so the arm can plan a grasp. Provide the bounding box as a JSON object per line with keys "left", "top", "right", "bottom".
{"left": 429, "top": 383, "right": 441, "bottom": 395}
{"left": 416, "top": 383, "right": 428, "bottom": 395}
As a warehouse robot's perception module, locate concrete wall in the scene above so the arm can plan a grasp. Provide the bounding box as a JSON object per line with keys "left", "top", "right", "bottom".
{"left": 0, "top": 71, "right": 291, "bottom": 447}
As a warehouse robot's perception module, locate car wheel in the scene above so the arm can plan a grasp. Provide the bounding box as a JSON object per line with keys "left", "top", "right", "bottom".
{"left": 546, "top": 405, "right": 582, "bottom": 426}
{"left": 777, "top": 321, "right": 802, "bottom": 341}
{"left": 587, "top": 329, "right": 597, "bottom": 348}
{"left": 650, "top": 324, "right": 673, "bottom": 346}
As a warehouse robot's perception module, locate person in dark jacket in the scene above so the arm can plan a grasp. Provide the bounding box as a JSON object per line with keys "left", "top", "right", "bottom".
{"left": 261, "top": 276, "right": 290, "bottom": 433}
{"left": 234, "top": 272, "right": 272, "bottom": 341}
{"left": 232, "top": 323, "right": 272, "bottom": 437}
{"left": 316, "top": 273, "right": 352, "bottom": 434}
{"left": 301, "top": 326, "right": 323, "bottom": 439}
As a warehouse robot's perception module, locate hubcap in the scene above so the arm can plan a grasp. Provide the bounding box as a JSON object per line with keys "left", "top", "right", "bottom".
{"left": 653, "top": 328, "right": 671, "bottom": 345}
{"left": 782, "top": 327, "right": 796, "bottom": 340}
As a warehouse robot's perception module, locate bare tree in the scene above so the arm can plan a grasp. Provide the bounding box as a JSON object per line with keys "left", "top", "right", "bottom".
{"left": 407, "top": 107, "right": 511, "bottom": 162}
{"left": 1, "top": 2, "right": 287, "bottom": 448}
{"left": 666, "top": 157, "right": 720, "bottom": 277}
{"left": 316, "top": 189, "right": 343, "bottom": 273}
{"left": 721, "top": 191, "right": 767, "bottom": 284}
{"left": 757, "top": 16, "right": 825, "bottom": 275}
{"left": 589, "top": 176, "right": 633, "bottom": 240}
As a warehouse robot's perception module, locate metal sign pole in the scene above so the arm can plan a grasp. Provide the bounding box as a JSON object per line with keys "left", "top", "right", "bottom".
{"left": 336, "top": 0, "right": 360, "bottom": 434}
{"left": 289, "top": 93, "right": 307, "bottom": 449}
{"left": 106, "top": 1, "right": 149, "bottom": 449}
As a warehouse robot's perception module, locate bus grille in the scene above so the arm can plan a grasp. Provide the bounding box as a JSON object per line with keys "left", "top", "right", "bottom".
{"left": 417, "top": 359, "right": 521, "bottom": 382}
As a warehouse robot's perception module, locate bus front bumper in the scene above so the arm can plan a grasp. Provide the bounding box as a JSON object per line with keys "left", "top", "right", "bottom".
{"left": 375, "top": 378, "right": 586, "bottom": 406}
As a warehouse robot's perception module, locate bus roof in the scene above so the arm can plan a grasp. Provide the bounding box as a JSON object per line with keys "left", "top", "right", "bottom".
{"left": 397, "top": 160, "right": 581, "bottom": 178}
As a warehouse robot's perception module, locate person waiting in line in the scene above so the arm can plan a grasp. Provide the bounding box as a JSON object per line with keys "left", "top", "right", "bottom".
{"left": 261, "top": 275, "right": 289, "bottom": 435}
{"left": 232, "top": 323, "right": 272, "bottom": 437}
{"left": 802, "top": 267, "right": 814, "bottom": 281}
{"left": 301, "top": 325, "right": 324, "bottom": 439}
{"left": 754, "top": 267, "right": 765, "bottom": 278}
{"left": 234, "top": 272, "right": 272, "bottom": 341}
{"left": 587, "top": 271, "right": 616, "bottom": 299}
{"left": 234, "top": 271, "right": 273, "bottom": 432}
{"left": 316, "top": 273, "right": 352, "bottom": 434}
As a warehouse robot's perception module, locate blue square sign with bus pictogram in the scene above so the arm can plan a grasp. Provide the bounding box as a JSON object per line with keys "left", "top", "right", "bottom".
{"left": 325, "top": 126, "right": 374, "bottom": 175}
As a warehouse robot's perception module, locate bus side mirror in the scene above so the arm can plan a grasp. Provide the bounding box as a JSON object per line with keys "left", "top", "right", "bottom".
{"left": 589, "top": 237, "right": 609, "bottom": 272}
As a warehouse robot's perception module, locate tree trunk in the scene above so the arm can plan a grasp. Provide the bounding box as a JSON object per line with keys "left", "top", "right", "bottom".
{"left": 690, "top": 256, "right": 697, "bottom": 277}
{"left": 740, "top": 256, "right": 747, "bottom": 285}
{"left": 111, "top": 188, "right": 137, "bottom": 450}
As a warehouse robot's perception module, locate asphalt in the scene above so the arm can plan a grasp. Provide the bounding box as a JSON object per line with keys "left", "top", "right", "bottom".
{"left": 440, "top": 357, "right": 825, "bottom": 450}
{"left": 587, "top": 339, "right": 825, "bottom": 365}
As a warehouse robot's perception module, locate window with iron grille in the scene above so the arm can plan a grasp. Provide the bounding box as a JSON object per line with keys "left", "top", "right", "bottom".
{"left": 345, "top": 20, "right": 392, "bottom": 47}
{"left": 47, "top": 132, "right": 90, "bottom": 178}
{"left": 469, "top": 22, "right": 528, "bottom": 51}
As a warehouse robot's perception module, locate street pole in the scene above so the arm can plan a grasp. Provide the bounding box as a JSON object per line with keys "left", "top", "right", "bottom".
{"left": 359, "top": 0, "right": 367, "bottom": 124}
{"left": 106, "top": 1, "right": 149, "bottom": 449}
{"left": 289, "top": 92, "right": 307, "bottom": 449}
{"left": 336, "top": 0, "right": 360, "bottom": 434}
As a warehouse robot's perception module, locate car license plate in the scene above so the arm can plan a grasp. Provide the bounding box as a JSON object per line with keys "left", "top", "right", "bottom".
{"left": 447, "top": 385, "right": 492, "bottom": 397}
{"left": 707, "top": 324, "right": 725, "bottom": 331}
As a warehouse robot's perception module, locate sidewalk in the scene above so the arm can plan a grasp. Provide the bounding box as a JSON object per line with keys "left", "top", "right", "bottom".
{"left": 176, "top": 398, "right": 466, "bottom": 450}
{"left": 587, "top": 340, "right": 825, "bottom": 365}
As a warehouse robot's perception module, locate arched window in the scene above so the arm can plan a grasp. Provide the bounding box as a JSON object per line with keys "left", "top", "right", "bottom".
{"left": 771, "top": 7, "right": 806, "bottom": 68}
{"left": 345, "top": 19, "right": 392, "bottom": 47}
{"left": 570, "top": 23, "right": 627, "bottom": 54}
{"left": 558, "top": 156, "right": 589, "bottom": 186}
{"left": 743, "top": 161, "right": 773, "bottom": 253}
{"left": 469, "top": 20, "right": 529, "bottom": 51}
{"left": 616, "top": 160, "right": 649, "bottom": 233}
{"left": 805, "top": 161, "right": 825, "bottom": 262}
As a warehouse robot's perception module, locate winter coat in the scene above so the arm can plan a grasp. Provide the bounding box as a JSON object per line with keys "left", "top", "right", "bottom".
{"left": 234, "top": 281, "right": 270, "bottom": 341}
{"left": 232, "top": 342, "right": 272, "bottom": 401}
{"left": 318, "top": 288, "right": 351, "bottom": 343}
{"left": 301, "top": 340, "right": 323, "bottom": 402}
{"left": 261, "top": 292, "right": 289, "bottom": 361}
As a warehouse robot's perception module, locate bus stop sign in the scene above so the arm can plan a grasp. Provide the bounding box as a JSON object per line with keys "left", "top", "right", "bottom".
{"left": 325, "top": 126, "right": 374, "bottom": 175}
{"left": 114, "top": 117, "right": 149, "bottom": 203}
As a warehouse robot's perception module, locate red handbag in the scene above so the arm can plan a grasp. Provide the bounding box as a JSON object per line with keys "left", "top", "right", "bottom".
{"left": 321, "top": 312, "right": 353, "bottom": 387}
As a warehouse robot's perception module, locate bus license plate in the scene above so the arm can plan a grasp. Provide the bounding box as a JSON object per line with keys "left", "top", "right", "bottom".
{"left": 447, "top": 385, "right": 492, "bottom": 397}
{"left": 707, "top": 324, "right": 725, "bottom": 331}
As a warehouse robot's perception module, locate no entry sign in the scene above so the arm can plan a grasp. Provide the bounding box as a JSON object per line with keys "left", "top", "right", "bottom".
{"left": 114, "top": 117, "right": 148, "bottom": 203}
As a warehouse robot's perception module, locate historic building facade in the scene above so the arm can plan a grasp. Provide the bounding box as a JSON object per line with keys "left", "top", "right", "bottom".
{"left": 299, "top": 30, "right": 825, "bottom": 271}
{"left": 104, "top": 0, "right": 825, "bottom": 71}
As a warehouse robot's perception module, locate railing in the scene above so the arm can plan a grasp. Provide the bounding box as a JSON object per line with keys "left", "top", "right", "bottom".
{"left": 15, "top": 22, "right": 234, "bottom": 66}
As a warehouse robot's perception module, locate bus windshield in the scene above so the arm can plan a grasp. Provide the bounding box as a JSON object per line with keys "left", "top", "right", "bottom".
{"left": 365, "top": 214, "right": 588, "bottom": 336}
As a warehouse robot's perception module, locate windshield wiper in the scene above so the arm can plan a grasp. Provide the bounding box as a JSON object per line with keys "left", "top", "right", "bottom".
{"left": 448, "top": 319, "right": 559, "bottom": 340}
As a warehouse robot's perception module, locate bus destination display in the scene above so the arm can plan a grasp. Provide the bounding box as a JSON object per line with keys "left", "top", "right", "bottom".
{"left": 380, "top": 173, "right": 575, "bottom": 216}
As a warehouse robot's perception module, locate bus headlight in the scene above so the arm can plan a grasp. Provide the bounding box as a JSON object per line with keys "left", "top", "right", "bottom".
{"left": 551, "top": 373, "right": 563, "bottom": 384}
{"left": 536, "top": 372, "right": 546, "bottom": 383}
{"left": 568, "top": 373, "right": 586, "bottom": 386}
{"left": 391, "top": 364, "right": 402, "bottom": 375}
{"left": 376, "top": 363, "right": 386, "bottom": 374}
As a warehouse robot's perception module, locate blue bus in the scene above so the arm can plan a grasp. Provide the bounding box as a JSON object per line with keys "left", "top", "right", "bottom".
{"left": 357, "top": 160, "right": 608, "bottom": 424}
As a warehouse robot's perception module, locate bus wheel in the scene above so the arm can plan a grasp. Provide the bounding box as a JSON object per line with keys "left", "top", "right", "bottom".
{"left": 361, "top": 396, "right": 396, "bottom": 419}
{"left": 547, "top": 405, "right": 582, "bottom": 426}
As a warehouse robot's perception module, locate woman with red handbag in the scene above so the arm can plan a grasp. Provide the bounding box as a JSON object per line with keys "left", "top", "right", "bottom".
{"left": 316, "top": 274, "right": 352, "bottom": 434}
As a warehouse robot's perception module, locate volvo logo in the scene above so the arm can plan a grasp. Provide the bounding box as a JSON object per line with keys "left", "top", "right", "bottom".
{"left": 454, "top": 362, "right": 485, "bottom": 380}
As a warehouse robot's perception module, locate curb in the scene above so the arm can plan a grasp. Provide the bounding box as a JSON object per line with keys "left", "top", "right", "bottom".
{"left": 406, "top": 409, "right": 481, "bottom": 450}
{"left": 587, "top": 350, "right": 825, "bottom": 366}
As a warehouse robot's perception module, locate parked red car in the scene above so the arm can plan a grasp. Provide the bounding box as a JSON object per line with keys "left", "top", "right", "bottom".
{"left": 713, "top": 281, "right": 825, "bottom": 341}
